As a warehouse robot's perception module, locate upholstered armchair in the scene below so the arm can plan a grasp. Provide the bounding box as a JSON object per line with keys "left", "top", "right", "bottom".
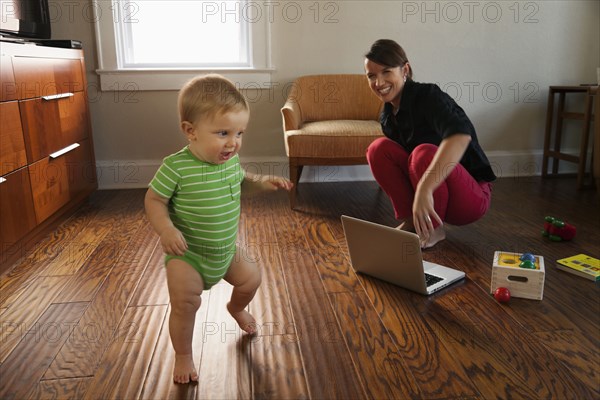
{"left": 281, "top": 74, "right": 384, "bottom": 208}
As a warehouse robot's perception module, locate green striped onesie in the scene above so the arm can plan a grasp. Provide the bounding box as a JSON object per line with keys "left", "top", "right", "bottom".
{"left": 149, "top": 146, "right": 244, "bottom": 289}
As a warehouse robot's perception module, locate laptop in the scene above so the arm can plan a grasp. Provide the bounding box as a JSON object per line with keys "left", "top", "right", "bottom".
{"left": 341, "top": 215, "right": 465, "bottom": 295}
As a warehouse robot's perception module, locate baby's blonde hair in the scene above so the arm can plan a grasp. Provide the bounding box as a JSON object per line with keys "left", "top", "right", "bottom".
{"left": 178, "top": 74, "right": 249, "bottom": 124}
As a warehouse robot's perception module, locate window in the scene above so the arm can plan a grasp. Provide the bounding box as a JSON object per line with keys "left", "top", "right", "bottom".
{"left": 93, "top": 0, "right": 273, "bottom": 91}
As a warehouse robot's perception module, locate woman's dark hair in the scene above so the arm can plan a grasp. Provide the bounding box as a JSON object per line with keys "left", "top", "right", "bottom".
{"left": 365, "top": 39, "right": 414, "bottom": 81}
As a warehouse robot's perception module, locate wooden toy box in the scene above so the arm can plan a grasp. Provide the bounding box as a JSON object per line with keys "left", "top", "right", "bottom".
{"left": 491, "top": 251, "right": 545, "bottom": 300}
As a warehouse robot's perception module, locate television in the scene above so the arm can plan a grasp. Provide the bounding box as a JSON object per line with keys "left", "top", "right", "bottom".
{"left": 0, "top": 0, "right": 51, "bottom": 39}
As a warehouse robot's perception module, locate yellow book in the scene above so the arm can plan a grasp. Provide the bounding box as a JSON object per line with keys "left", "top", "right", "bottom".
{"left": 556, "top": 254, "right": 600, "bottom": 281}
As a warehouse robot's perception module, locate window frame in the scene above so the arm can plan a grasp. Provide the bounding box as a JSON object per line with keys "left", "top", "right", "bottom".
{"left": 92, "top": 0, "right": 274, "bottom": 91}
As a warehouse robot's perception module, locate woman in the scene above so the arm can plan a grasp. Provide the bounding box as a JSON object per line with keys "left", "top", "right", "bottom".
{"left": 364, "top": 39, "right": 496, "bottom": 248}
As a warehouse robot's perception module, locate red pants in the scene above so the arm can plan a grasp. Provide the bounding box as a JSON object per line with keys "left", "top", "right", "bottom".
{"left": 366, "top": 137, "right": 492, "bottom": 226}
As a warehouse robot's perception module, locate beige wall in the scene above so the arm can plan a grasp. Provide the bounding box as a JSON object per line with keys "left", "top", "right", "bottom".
{"left": 49, "top": 1, "right": 599, "bottom": 187}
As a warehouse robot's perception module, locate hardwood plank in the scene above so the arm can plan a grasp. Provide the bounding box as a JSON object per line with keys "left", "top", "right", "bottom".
{"left": 197, "top": 283, "right": 252, "bottom": 400}
{"left": 44, "top": 223, "right": 159, "bottom": 379}
{"left": 0, "top": 179, "right": 596, "bottom": 399}
{"left": 295, "top": 183, "right": 448, "bottom": 396}
{"left": 534, "top": 328, "right": 600, "bottom": 392}
{"left": 0, "top": 189, "right": 136, "bottom": 299}
{"left": 128, "top": 245, "right": 170, "bottom": 307}
{"left": 238, "top": 210, "right": 310, "bottom": 399}
{"left": 242, "top": 216, "right": 294, "bottom": 337}
{"left": 449, "top": 231, "right": 600, "bottom": 361}
{"left": 54, "top": 220, "right": 155, "bottom": 303}
{"left": 38, "top": 239, "right": 105, "bottom": 277}
{"left": 0, "top": 303, "right": 87, "bottom": 400}
{"left": 0, "top": 276, "right": 71, "bottom": 363}
{"left": 80, "top": 305, "right": 168, "bottom": 400}
{"left": 0, "top": 191, "right": 111, "bottom": 308}
{"left": 47, "top": 192, "right": 144, "bottom": 302}
{"left": 138, "top": 299, "right": 209, "bottom": 399}
{"left": 274, "top": 204, "right": 367, "bottom": 399}
{"left": 39, "top": 190, "right": 145, "bottom": 277}
{"left": 359, "top": 277, "right": 479, "bottom": 398}
{"left": 300, "top": 218, "right": 361, "bottom": 293}
{"left": 329, "top": 290, "right": 423, "bottom": 399}
{"left": 444, "top": 283, "right": 598, "bottom": 398}
{"left": 250, "top": 334, "right": 309, "bottom": 400}
{"left": 29, "top": 378, "right": 92, "bottom": 400}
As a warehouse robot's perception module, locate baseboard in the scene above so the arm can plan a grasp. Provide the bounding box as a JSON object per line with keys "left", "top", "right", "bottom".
{"left": 96, "top": 160, "right": 159, "bottom": 189}
{"left": 96, "top": 150, "right": 588, "bottom": 190}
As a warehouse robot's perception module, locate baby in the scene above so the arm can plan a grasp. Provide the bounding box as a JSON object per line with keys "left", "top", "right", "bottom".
{"left": 145, "top": 74, "right": 292, "bottom": 384}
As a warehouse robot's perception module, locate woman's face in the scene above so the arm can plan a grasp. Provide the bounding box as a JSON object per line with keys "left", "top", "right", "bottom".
{"left": 364, "top": 59, "right": 409, "bottom": 108}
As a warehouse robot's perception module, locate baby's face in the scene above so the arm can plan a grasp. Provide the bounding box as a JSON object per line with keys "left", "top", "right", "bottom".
{"left": 183, "top": 109, "right": 249, "bottom": 164}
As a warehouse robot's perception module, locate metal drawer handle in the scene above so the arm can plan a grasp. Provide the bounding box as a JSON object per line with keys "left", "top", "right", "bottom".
{"left": 49, "top": 143, "right": 80, "bottom": 159}
{"left": 0, "top": 177, "right": 6, "bottom": 184}
{"left": 42, "top": 93, "right": 74, "bottom": 101}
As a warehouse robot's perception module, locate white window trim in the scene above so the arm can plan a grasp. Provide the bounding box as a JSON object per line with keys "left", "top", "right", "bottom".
{"left": 92, "top": 0, "right": 274, "bottom": 91}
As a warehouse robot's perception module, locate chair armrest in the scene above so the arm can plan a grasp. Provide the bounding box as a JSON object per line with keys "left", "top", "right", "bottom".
{"left": 281, "top": 100, "right": 302, "bottom": 131}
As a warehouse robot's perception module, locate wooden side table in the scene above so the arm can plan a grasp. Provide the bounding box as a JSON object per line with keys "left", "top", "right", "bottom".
{"left": 593, "top": 86, "right": 600, "bottom": 193}
{"left": 542, "top": 85, "right": 596, "bottom": 189}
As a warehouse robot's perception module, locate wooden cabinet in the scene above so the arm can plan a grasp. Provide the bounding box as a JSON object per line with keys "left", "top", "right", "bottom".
{"left": 0, "top": 101, "right": 27, "bottom": 175}
{"left": 0, "top": 168, "right": 37, "bottom": 246}
{"left": 20, "top": 91, "right": 89, "bottom": 162}
{"left": 0, "top": 42, "right": 97, "bottom": 270}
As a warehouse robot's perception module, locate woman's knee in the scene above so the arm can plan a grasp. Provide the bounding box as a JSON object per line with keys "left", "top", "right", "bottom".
{"left": 367, "top": 137, "right": 396, "bottom": 163}
{"left": 411, "top": 143, "right": 438, "bottom": 160}
{"left": 408, "top": 143, "right": 439, "bottom": 177}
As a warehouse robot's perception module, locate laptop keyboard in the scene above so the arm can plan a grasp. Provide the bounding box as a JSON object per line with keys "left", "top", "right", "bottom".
{"left": 425, "top": 273, "right": 444, "bottom": 287}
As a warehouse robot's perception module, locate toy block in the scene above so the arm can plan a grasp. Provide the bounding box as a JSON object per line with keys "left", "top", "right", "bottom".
{"left": 491, "top": 251, "right": 545, "bottom": 300}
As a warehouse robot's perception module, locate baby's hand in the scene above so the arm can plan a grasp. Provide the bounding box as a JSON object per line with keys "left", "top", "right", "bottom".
{"left": 262, "top": 176, "right": 294, "bottom": 191}
{"left": 159, "top": 226, "right": 188, "bottom": 256}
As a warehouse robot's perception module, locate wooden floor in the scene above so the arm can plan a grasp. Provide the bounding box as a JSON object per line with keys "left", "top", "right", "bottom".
{"left": 0, "top": 177, "right": 598, "bottom": 399}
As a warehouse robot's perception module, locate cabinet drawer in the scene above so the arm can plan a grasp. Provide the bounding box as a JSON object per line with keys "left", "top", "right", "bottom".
{"left": 0, "top": 168, "right": 37, "bottom": 245}
{"left": 1, "top": 54, "right": 18, "bottom": 101}
{"left": 64, "top": 139, "right": 97, "bottom": 199}
{"left": 20, "top": 91, "right": 89, "bottom": 163}
{"left": 29, "top": 139, "right": 95, "bottom": 224}
{"left": 0, "top": 101, "right": 27, "bottom": 175}
{"left": 12, "top": 56, "right": 84, "bottom": 99}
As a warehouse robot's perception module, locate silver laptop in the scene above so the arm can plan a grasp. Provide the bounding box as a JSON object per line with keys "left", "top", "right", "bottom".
{"left": 341, "top": 215, "right": 465, "bottom": 295}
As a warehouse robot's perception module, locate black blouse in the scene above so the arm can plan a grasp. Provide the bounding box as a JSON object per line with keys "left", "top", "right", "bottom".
{"left": 380, "top": 80, "right": 496, "bottom": 182}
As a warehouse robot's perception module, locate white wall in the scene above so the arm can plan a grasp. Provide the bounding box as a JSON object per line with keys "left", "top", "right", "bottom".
{"left": 49, "top": 1, "right": 600, "bottom": 188}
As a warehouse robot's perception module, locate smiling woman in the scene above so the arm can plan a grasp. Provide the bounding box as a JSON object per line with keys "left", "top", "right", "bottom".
{"left": 364, "top": 39, "right": 496, "bottom": 249}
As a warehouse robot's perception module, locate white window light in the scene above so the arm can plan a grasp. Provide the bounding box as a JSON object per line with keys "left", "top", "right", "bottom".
{"left": 93, "top": 0, "right": 273, "bottom": 91}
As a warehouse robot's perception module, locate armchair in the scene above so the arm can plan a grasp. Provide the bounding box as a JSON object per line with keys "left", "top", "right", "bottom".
{"left": 281, "top": 74, "right": 384, "bottom": 208}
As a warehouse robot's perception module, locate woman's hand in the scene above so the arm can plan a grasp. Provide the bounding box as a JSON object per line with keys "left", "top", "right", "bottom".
{"left": 159, "top": 226, "right": 188, "bottom": 256}
{"left": 412, "top": 134, "right": 471, "bottom": 246}
{"left": 412, "top": 184, "right": 443, "bottom": 246}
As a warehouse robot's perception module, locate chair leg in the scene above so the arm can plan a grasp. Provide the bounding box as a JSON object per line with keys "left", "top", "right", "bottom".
{"left": 288, "top": 159, "right": 303, "bottom": 209}
{"left": 577, "top": 92, "right": 594, "bottom": 189}
{"left": 542, "top": 88, "right": 555, "bottom": 177}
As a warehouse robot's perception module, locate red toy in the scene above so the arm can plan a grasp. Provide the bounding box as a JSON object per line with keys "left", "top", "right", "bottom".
{"left": 542, "top": 216, "right": 576, "bottom": 242}
{"left": 494, "top": 287, "right": 511, "bottom": 303}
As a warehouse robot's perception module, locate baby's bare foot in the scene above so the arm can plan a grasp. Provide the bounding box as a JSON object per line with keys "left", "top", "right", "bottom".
{"left": 173, "top": 354, "right": 198, "bottom": 384}
{"left": 227, "top": 302, "right": 257, "bottom": 334}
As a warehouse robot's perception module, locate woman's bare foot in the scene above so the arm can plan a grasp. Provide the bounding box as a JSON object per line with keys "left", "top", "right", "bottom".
{"left": 397, "top": 219, "right": 416, "bottom": 232}
{"left": 173, "top": 353, "right": 198, "bottom": 384}
{"left": 420, "top": 225, "right": 446, "bottom": 249}
{"left": 227, "top": 302, "right": 257, "bottom": 334}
